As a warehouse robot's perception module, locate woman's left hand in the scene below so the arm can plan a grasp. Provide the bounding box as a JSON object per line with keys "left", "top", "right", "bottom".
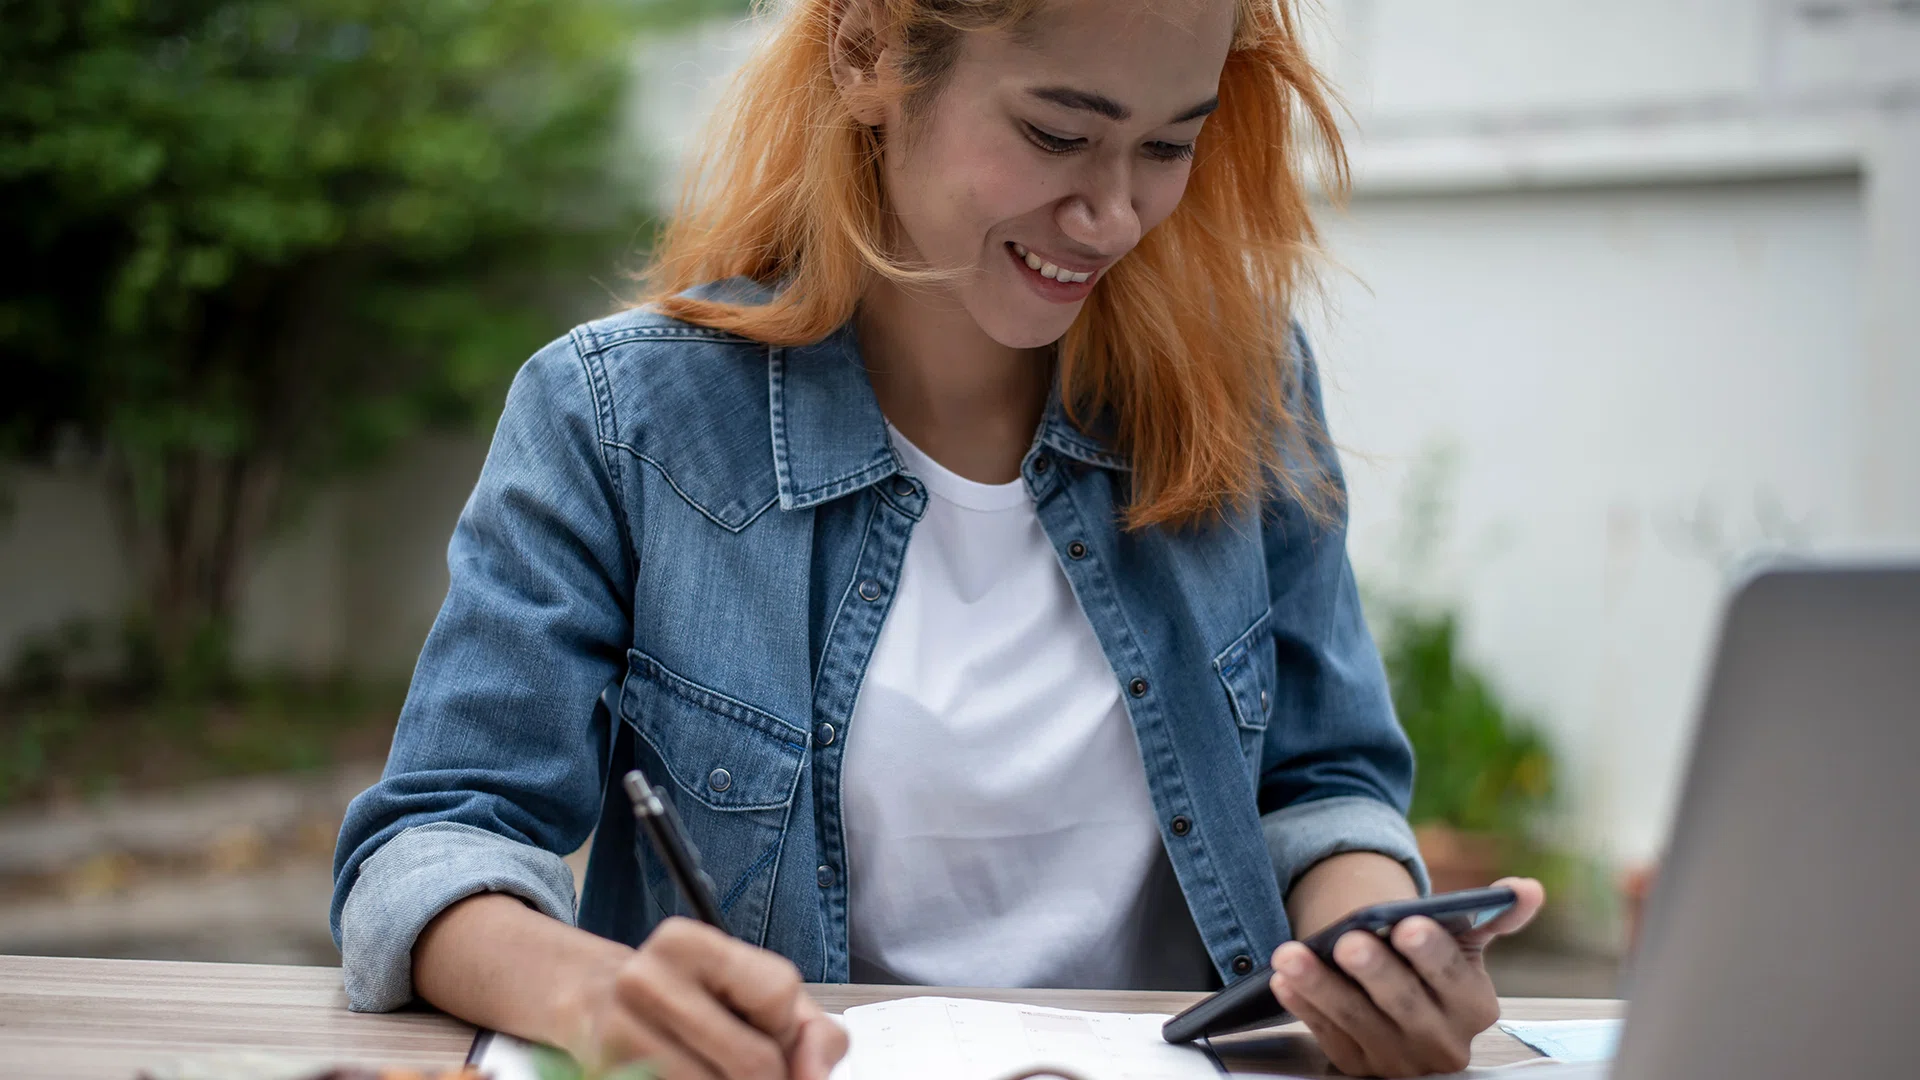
{"left": 1268, "top": 876, "right": 1546, "bottom": 1078}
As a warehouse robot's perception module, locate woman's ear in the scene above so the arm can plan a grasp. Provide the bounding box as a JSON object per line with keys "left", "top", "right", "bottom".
{"left": 828, "top": 0, "right": 889, "bottom": 127}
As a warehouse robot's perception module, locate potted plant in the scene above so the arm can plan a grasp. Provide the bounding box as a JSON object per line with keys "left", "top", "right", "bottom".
{"left": 1375, "top": 602, "right": 1556, "bottom": 894}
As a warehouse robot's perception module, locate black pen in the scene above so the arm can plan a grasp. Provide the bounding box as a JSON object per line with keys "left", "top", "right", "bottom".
{"left": 623, "top": 768, "right": 728, "bottom": 931}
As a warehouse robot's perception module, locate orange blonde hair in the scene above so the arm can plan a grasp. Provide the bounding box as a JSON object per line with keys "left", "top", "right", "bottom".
{"left": 640, "top": 0, "right": 1348, "bottom": 531}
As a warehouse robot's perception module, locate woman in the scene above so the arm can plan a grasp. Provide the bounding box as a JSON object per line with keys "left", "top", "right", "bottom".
{"left": 331, "top": 0, "right": 1544, "bottom": 1076}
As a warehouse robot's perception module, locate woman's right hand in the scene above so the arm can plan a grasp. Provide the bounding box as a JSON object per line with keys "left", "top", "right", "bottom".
{"left": 554, "top": 916, "right": 849, "bottom": 1080}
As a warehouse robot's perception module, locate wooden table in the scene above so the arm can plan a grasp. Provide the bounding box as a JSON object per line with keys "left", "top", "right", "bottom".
{"left": 0, "top": 954, "right": 1624, "bottom": 1079}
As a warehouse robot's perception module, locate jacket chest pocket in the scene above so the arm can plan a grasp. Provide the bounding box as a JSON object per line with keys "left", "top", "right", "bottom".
{"left": 620, "top": 648, "right": 807, "bottom": 945}
{"left": 1214, "top": 609, "right": 1275, "bottom": 769}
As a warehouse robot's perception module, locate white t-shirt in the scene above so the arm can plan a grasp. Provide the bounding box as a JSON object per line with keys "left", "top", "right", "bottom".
{"left": 842, "top": 424, "right": 1213, "bottom": 990}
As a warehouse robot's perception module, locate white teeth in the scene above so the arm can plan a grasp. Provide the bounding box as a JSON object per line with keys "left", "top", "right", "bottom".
{"left": 1012, "top": 243, "right": 1093, "bottom": 284}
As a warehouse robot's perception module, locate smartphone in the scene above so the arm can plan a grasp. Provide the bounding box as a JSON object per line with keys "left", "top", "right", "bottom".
{"left": 1160, "top": 885, "right": 1518, "bottom": 1044}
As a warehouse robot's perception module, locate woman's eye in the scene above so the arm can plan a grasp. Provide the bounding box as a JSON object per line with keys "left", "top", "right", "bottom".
{"left": 1146, "top": 141, "right": 1195, "bottom": 163}
{"left": 1023, "top": 123, "right": 1084, "bottom": 154}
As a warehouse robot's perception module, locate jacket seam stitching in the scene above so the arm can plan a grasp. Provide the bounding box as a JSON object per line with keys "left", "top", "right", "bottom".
{"left": 628, "top": 649, "right": 809, "bottom": 742}
{"left": 1042, "top": 427, "right": 1131, "bottom": 471}
{"left": 570, "top": 330, "right": 636, "bottom": 587}
{"left": 601, "top": 440, "right": 778, "bottom": 534}
{"left": 1214, "top": 606, "right": 1276, "bottom": 733}
{"left": 769, "top": 345, "right": 795, "bottom": 504}
{"left": 591, "top": 325, "right": 757, "bottom": 347}
{"left": 718, "top": 839, "right": 783, "bottom": 917}
{"left": 790, "top": 462, "right": 895, "bottom": 507}
{"left": 753, "top": 792, "right": 798, "bottom": 948}
{"left": 811, "top": 493, "right": 882, "bottom": 690}
{"left": 1213, "top": 606, "right": 1276, "bottom": 673}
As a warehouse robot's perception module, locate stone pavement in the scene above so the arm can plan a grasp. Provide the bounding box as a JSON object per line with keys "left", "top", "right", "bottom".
{"left": 0, "top": 766, "right": 381, "bottom": 964}
{"left": 0, "top": 763, "right": 603, "bottom": 966}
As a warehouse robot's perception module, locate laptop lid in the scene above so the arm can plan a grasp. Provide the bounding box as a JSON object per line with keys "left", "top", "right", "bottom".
{"left": 1614, "top": 566, "right": 1920, "bottom": 1080}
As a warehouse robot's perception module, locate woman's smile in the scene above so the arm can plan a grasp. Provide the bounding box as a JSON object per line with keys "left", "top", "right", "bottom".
{"left": 1006, "top": 240, "right": 1103, "bottom": 302}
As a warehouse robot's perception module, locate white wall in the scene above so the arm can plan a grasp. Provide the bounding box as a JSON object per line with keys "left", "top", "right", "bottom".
{"left": 0, "top": 438, "right": 486, "bottom": 682}
{"left": 1311, "top": 178, "right": 1869, "bottom": 866}
{"left": 1298, "top": 0, "right": 1920, "bottom": 868}
{"left": 0, "top": 473, "right": 128, "bottom": 674}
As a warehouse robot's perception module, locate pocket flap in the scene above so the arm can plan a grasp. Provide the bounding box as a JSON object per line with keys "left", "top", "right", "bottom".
{"left": 1214, "top": 609, "right": 1274, "bottom": 733}
{"left": 620, "top": 649, "right": 807, "bottom": 812}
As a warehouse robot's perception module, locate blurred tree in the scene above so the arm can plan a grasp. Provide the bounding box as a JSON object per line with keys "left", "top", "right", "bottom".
{"left": 0, "top": 0, "right": 742, "bottom": 688}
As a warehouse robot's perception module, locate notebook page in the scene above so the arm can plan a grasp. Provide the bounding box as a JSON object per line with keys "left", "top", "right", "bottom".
{"left": 467, "top": 1030, "right": 546, "bottom": 1080}
{"left": 471, "top": 997, "right": 1219, "bottom": 1080}
{"left": 1495, "top": 1018, "right": 1623, "bottom": 1063}
{"left": 829, "top": 996, "right": 1222, "bottom": 1080}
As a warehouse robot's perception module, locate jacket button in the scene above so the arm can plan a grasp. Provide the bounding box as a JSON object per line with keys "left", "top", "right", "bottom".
{"left": 815, "top": 722, "right": 836, "bottom": 747}
{"left": 1231, "top": 954, "right": 1254, "bottom": 976}
{"left": 1170, "top": 815, "right": 1192, "bottom": 837}
{"left": 858, "top": 579, "right": 882, "bottom": 602}
{"left": 1032, "top": 455, "right": 1050, "bottom": 474}
{"left": 816, "top": 865, "right": 835, "bottom": 888}
{"left": 1067, "top": 541, "right": 1087, "bottom": 560}
{"left": 707, "top": 768, "right": 732, "bottom": 793}
{"left": 1260, "top": 689, "right": 1269, "bottom": 712}
{"left": 892, "top": 477, "right": 915, "bottom": 497}
{"left": 1128, "top": 677, "right": 1149, "bottom": 697}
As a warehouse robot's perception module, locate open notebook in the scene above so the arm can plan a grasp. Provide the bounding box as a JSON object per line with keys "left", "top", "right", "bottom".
{"left": 469, "top": 995, "right": 1224, "bottom": 1080}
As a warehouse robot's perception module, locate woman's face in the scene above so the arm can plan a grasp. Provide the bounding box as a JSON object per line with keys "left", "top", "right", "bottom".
{"left": 875, "top": 0, "right": 1237, "bottom": 349}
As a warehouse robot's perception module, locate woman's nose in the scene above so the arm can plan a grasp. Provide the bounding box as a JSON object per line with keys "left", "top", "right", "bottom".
{"left": 1057, "top": 162, "right": 1141, "bottom": 257}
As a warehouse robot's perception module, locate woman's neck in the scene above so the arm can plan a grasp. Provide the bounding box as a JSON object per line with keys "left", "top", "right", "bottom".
{"left": 856, "top": 276, "right": 1054, "bottom": 486}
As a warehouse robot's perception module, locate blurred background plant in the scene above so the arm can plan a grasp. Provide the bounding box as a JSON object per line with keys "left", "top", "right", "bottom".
{"left": 533, "top": 1046, "right": 654, "bottom": 1080}
{"left": 0, "top": 0, "right": 745, "bottom": 807}
{"left": 0, "top": 0, "right": 737, "bottom": 693}
{"left": 1362, "top": 448, "right": 1560, "bottom": 893}
{"left": 1382, "top": 606, "right": 1552, "bottom": 812}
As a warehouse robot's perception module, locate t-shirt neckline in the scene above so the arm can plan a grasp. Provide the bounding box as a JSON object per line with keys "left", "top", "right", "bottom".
{"left": 886, "top": 422, "right": 1032, "bottom": 512}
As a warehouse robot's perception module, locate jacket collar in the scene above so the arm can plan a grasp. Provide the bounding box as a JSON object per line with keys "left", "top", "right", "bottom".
{"left": 768, "top": 320, "right": 898, "bottom": 511}
{"left": 766, "top": 311, "right": 1128, "bottom": 511}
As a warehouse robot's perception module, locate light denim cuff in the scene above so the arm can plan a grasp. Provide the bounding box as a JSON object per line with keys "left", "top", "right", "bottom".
{"left": 1262, "top": 794, "right": 1432, "bottom": 903}
{"left": 340, "top": 820, "right": 579, "bottom": 1012}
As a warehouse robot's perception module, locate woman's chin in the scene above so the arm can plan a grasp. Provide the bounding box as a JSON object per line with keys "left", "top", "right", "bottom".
{"left": 972, "top": 297, "right": 1081, "bottom": 351}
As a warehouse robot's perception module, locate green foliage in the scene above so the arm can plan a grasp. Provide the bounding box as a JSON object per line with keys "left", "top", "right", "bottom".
{"left": 0, "top": 0, "right": 741, "bottom": 681}
{"left": 0, "top": 664, "right": 406, "bottom": 808}
{"left": 1378, "top": 603, "right": 1555, "bottom": 833}
{"left": 2, "top": 0, "right": 654, "bottom": 452}
{"left": 533, "top": 1045, "right": 656, "bottom": 1080}
{"left": 1366, "top": 445, "right": 1557, "bottom": 838}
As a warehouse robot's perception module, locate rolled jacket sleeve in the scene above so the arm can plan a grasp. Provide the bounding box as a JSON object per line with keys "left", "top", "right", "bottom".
{"left": 1262, "top": 795, "right": 1431, "bottom": 897}
{"left": 1257, "top": 326, "right": 1430, "bottom": 903}
{"left": 330, "top": 331, "right": 634, "bottom": 1011}
{"left": 340, "top": 821, "right": 580, "bottom": 1012}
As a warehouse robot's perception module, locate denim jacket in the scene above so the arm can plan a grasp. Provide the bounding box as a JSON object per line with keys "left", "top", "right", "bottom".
{"left": 330, "top": 279, "right": 1428, "bottom": 1012}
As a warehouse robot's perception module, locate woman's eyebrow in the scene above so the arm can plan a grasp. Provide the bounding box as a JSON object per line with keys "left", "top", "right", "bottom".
{"left": 1026, "top": 86, "right": 1220, "bottom": 125}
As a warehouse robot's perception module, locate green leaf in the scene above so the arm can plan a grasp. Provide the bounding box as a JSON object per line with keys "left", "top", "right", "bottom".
{"left": 1, "top": 0, "right": 749, "bottom": 683}
{"left": 530, "top": 1045, "right": 658, "bottom": 1080}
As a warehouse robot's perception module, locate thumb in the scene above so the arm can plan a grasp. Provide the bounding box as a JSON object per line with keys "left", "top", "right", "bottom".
{"left": 1458, "top": 877, "right": 1546, "bottom": 951}
{"left": 789, "top": 1008, "right": 850, "bottom": 1080}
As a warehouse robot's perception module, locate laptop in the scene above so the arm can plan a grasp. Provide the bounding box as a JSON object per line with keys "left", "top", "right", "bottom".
{"left": 1547, "top": 565, "right": 1919, "bottom": 1079}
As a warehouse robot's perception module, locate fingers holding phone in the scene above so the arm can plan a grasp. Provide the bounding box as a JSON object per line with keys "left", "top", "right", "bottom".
{"left": 1269, "top": 877, "right": 1545, "bottom": 1078}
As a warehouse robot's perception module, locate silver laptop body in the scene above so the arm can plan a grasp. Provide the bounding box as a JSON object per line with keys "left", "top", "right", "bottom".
{"left": 1591, "top": 566, "right": 1920, "bottom": 1079}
